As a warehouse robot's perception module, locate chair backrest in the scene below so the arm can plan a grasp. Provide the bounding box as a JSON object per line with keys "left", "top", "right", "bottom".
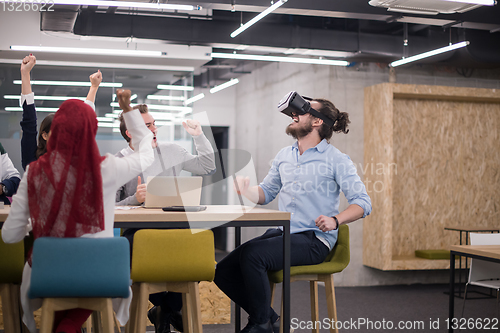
{"left": 28, "top": 237, "right": 130, "bottom": 299}
{"left": 0, "top": 230, "right": 24, "bottom": 284}
{"left": 325, "top": 224, "right": 350, "bottom": 268}
{"left": 268, "top": 225, "right": 350, "bottom": 283}
{"left": 131, "top": 229, "right": 215, "bottom": 283}
{"left": 468, "top": 233, "right": 500, "bottom": 283}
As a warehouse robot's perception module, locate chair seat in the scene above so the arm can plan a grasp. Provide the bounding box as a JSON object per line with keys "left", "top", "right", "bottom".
{"left": 29, "top": 237, "right": 130, "bottom": 299}
{"left": 470, "top": 279, "right": 500, "bottom": 289}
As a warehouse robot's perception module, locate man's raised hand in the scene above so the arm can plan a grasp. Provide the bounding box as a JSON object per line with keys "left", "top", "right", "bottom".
{"left": 89, "top": 70, "right": 102, "bottom": 88}
{"left": 20, "top": 54, "right": 36, "bottom": 74}
{"left": 182, "top": 119, "right": 203, "bottom": 136}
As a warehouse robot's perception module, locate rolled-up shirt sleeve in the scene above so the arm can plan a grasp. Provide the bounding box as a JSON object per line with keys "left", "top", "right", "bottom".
{"left": 334, "top": 154, "right": 372, "bottom": 218}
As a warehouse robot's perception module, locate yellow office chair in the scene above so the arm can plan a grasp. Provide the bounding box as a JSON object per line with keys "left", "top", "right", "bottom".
{"left": 0, "top": 230, "right": 24, "bottom": 333}
{"left": 268, "top": 225, "right": 350, "bottom": 333}
{"left": 127, "top": 229, "right": 215, "bottom": 333}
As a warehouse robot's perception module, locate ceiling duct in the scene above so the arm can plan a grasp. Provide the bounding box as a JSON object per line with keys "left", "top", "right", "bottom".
{"left": 369, "top": 0, "right": 483, "bottom": 15}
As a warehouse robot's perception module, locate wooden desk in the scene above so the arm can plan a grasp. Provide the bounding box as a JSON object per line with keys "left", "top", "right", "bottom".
{"left": 114, "top": 205, "right": 291, "bottom": 333}
{"left": 448, "top": 245, "right": 500, "bottom": 333}
{"left": 445, "top": 227, "right": 500, "bottom": 297}
{"left": 445, "top": 226, "right": 500, "bottom": 246}
{"left": 1, "top": 206, "right": 292, "bottom": 333}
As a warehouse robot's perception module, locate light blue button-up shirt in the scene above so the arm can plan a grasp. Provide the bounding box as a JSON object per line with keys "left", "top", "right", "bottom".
{"left": 259, "top": 139, "right": 372, "bottom": 249}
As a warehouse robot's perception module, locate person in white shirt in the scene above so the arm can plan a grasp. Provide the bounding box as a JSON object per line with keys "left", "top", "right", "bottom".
{"left": 0, "top": 142, "right": 21, "bottom": 204}
{"left": 2, "top": 89, "right": 154, "bottom": 333}
{"left": 19, "top": 54, "right": 102, "bottom": 169}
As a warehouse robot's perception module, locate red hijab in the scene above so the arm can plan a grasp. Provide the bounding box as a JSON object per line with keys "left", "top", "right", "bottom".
{"left": 27, "top": 99, "right": 105, "bottom": 246}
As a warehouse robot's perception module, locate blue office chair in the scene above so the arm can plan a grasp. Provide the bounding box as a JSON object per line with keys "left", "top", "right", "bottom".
{"left": 29, "top": 237, "right": 131, "bottom": 333}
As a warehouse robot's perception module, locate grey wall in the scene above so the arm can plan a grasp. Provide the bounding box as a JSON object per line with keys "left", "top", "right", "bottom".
{"left": 201, "top": 61, "right": 500, "bottom": 286}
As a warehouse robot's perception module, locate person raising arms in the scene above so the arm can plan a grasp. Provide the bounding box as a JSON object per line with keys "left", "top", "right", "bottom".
{"left": 2, "top": 89, "right": 154, "bottom": 333}
{"left": 19, "top": 54, "right": 103, "bottom": 169}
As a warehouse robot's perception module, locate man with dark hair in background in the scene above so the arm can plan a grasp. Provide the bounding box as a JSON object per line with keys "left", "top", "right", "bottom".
{"left": 116, "top": 104, "right": 216, "bottom": 333}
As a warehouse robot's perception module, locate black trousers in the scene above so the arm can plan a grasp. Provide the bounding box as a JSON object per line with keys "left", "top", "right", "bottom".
{"left": 214, "top": 228, "right": 329, "bottom": 324}
{"left": 123, "top": 228, "right": 183, "bottom": 312}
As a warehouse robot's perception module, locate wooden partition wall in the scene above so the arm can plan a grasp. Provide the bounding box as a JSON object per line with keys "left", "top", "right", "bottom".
{"left": 363, "top": 83, "right": 500, "bottom": 270}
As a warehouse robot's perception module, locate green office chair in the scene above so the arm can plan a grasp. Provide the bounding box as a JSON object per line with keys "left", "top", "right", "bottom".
{"left": 127, "top": 229, "right": 215, "bottom": 333}
{"left": 268, "top": 225, "right": 350, "bottom": 333}
{"left": 0, "top": 230, "right": 25, "bottom": 333}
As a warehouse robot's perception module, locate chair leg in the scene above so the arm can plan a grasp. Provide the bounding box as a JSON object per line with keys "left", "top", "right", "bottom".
{"left": 1, "top": 284, "right": 21, "bottom": 333}
{"left": 39, "top": 299, "right": 56, "bottom": 333}
{"left": 323, "top": 275, "right": 338, "bottom": 333}
{"left": 189, "top": 282, "right": 203, "bottom": 333}
{"left": 101, "top": 299, "right": 115, "bottom": 333}
{"left": 270, "top": 281, "right": 276, "bottom": 308}
{"left": 126, "top": 283, "right": 140, "bottom": 333}
{"left": 136, "top": 283, "right": 150, "bottom": 333}
{"left": 92, "top": 311, "right": 102, "bottom": 333}
{"left": 310, "top": 281, "right": 319, "bottom": 333}
{"left": 114, "top": 311, "right": 122, "bottom": 332}
{"left": 84, "top": 315, "right": 92, "bottom": 332}
{"left": 461, "top": 283, "right": 469, "bottom": 318}
{"left": 182, "top": 289, "right": 194, "bottom": 333}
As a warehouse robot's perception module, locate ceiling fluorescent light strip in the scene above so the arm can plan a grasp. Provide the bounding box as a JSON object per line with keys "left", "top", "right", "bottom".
{"left": 109, "top": 102, "right": 192, "bottom": 112}
{"left": 211, "top": 53, "right": 349, "bottom": 66}
{"left": 6, "top": 107, "right": 59, "bottom": 112}
{"left": 52, "top": 0, "right": 197, "bottom": 10}
{"left": 230, "top": 0, "right": 288, "bottom": 38}
{"left": 210, "top": 79, "right": 239, "bottom": 94}
{"left": 390, "top": 41, "right": 469, "bottom": 67}
{"left": 443, "top": 0, "right": 495, "bottom": 5}
{"left": 13, "top": 80, "right": 122, "bottom": 87}
{"left": 0, "top": 58, "right": 194, "bottom": 72}
{"left": 147, "top": 95, "right": 186, "bottom": 101}
{"left": 185, "top": 93, "right": 205, "bottom": 105}
{"left": 11, "top": 45, "right": 163, "bottom": 58}
{"left": 4, "top": 95, "right": 85, "bottom": 101}
{"left": 157, "top": 84, "right": 194, "bottom": 91}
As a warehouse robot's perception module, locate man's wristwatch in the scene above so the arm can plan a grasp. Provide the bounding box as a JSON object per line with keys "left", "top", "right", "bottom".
{"left": 332, "top": 216, "right": 339, "bottom": 230}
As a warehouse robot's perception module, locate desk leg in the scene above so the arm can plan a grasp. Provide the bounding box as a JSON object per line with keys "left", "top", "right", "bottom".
{"left": 235, "top": 226, "right": 241, "bottom": 333}
{"left": 449, "top": 252, "right": 455, "bottom": 333}
{"left": 282, "top": 222, "right": 291, "bottom": 333}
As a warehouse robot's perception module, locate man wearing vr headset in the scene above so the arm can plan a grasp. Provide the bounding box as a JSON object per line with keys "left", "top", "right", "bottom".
{"left": 214, "top": 92, "right": 372, "bottom": 333}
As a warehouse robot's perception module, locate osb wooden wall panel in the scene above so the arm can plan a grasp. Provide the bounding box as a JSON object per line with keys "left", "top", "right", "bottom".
{"left": 363, "top": 83, "right": 500, "bottom": 270}
{"left": 392, "top": 98, "right": 500, "bottom": 256}
{"left": 363, "top": 84, "right": 395, "bottom": 270}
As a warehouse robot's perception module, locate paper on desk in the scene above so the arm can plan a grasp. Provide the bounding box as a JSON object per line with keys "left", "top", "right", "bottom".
{"left": 115, "top": 206, "right": 142, "bottom": 210}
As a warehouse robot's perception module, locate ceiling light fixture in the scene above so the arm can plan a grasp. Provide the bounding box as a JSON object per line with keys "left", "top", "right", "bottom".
{"left": 13, "top": 80, "right": 122, "bottom": 87}
{"left": 210, "top": 79, "right": 239, "bottom": 94}
{"left": 110, "top": 102, "right": 192, "bottom": 112}
{"left": 147, "top": 95, "right": 186, "bottom": 101}
{"left": 0, "top": 58, "right": 194, "bottom": 72}
{"left": 444, "top": 0, "right": 495, "bottom": 5}
{"left": 157, "top": 84, "right": 194, "bottom": 91}
{"left": 389, "top": 41, "right": 469, "bottom": 67}
{"left": 211, "top": 53, "right": 350, "bottom": 66}
{"left": 11, "top": 45, "right": 164, "bottom": 58}
{"left": 5, "top": 107, "right": 59, "bottom": 112}
{"left": 51, "top": 0, "right": 198, "bottom": 10}
{"left": 4, "top": 95, "right": 85, "bottom": 101}
{"left": 184, "top": 93, "right": 205, "bottom": 105}
{"left": 230, "top": 0, "right": 288, "bottom": 38}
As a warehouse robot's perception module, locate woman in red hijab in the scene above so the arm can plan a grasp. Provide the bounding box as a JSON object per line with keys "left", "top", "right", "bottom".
{"left": 2, "top": 90, "right": 154, "bottom": 333}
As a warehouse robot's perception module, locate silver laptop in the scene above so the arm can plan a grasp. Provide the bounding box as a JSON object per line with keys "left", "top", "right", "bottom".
{"left": 144, "top": 176, "right": 203, "bottom": 209}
